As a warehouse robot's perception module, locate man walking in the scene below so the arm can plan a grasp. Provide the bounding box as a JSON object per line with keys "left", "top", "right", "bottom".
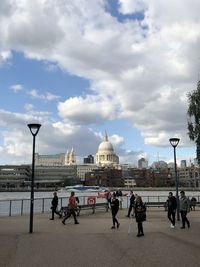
{"left": 50, "top": 192, "right": 62, "bottom": 220}
{"left": 62, "top": 191, "right": 79, "bottom": 225}
{"left": 180, "top": 191, "right": 190, "bottom": 229}
{"left": 166, "top": 192, "right": 177, "bottom": 228}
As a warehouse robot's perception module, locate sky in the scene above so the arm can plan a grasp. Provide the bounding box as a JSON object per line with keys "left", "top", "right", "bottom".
{"left": 0, "top": 0, "right": 200, "bottom": 166}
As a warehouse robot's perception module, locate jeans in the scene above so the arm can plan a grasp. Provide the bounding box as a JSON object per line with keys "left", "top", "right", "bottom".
{"left": 168, "top": 210, "right": 176, "bottom": 226}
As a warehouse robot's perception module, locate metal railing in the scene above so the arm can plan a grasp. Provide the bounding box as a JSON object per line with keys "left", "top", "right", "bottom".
{"left": 1, "top": 195, "right": 200, "bottom": 217}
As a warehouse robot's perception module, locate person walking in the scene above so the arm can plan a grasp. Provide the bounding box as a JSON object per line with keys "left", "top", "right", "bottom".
{"left": 126, "top": 191, "right": 135, "bottom": 218}
{"left": 62, "top": 191, "right": 79, "bottom": 225}
{"left": 105, "top": 190, "right": 112, "bottom": 208}
{"left": 110, "top": 193, "right": 120, "bottom": 229}
{"left": 50, "top": 192, "right": 62, "bottom": 220}
{"left": 167, "top": 192, "right": 177, "bottom": 228}
{"left": 180, "top": 191, "right": 190, "bottom": 229}
{"left": 135, "top": 196, "right": 146, "bottom": 237}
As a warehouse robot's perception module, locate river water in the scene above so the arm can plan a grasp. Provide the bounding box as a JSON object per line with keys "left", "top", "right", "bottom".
{"left": 1, "top": 189, "right": 200, "bottom": 200}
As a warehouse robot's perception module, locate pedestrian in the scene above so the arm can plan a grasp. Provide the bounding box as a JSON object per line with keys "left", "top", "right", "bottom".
{"left": 190, "top": 197, "right": 197, "bottom": 211}
{"left": 110, "top": 192, "right": 120, "bottom": 229}
{"left": 126, "top": 191, "right": 135, "bottom": 218}
{"left": 50, "top": 192, "right": 62, "bottom": 220}
{"left": 62, "top": 191, "right": 79, "bottom": 225}
{"left": 135, "top": 196, "right": 146, "bottom": 237}
{"left": 166, "top": 192, "right": 177, "bottom": 228}
{"left": 105, "top": 190, "right": 112, "bottom": 208}
{"left": 116, "top": 189, "right": 123, "bottom": 209}
{"left": 180, "top": 191, "right": 190, "bottom": 229}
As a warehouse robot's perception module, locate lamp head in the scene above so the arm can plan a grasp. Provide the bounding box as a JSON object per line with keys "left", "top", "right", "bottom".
{"left": 28, "top": 123, "right": 41, "bottom": 136}
{"left": 169, "top": 138, "right": 180, "bottom": 148}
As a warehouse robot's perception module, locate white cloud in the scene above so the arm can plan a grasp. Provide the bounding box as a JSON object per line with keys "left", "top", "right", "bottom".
{"left": 28, "top": 89, "right": 60, "bottom": 101}
{"left": 58, "top": 95, "right": 119, "bottom": 124}
{"left": 118, "top": 0, "right": 147, "bottom": 14}
{"left": 10, "top": 84, "right": 23, "bottom": 92}
{"left": 0, "top": 0, "right": 200, "bottom": 163}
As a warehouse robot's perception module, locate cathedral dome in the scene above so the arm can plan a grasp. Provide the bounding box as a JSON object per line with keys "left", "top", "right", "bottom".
{"left": 98, "top": 140, "right": 114, "bottom": 152}
{"left": 96, "top": 132, "right": 119, "bottom": 166}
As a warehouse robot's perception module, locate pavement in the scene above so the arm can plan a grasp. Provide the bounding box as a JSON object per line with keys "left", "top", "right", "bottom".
{"left": 0, "top": 208, "right": 200, "bottom": 267}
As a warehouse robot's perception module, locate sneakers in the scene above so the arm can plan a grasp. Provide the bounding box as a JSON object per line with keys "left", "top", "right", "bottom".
{"left": 137, "top": 233, "right": 144, "bottom": 237}
{"left": 111, "top": 226, "right": 115, "bottom": 229}
{"left": 117, "top": 223, "right": 120, "bottom": 229}
{"left": 170, "top": 224, "right": 175, "bottom": 228}
{"left": 50, "top": 218, "right": 54, "bottom": 220}
{"left": 75, "top": 221, "right": 79, "bottom": 224}
{"left": 62, "top": 220, "right": 65, "bottom": 225}
{"left": 180, "top": 226, "right": 185, "bottom": 229}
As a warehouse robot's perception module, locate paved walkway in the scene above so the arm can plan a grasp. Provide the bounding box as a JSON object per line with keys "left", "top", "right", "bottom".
{"left": 0, "top": 208, "right": 200, "bottom": 267}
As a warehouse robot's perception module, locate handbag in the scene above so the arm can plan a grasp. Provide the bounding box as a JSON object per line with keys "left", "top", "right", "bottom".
{"left": 136, "top": 212, "right": 146, "bottom": 222}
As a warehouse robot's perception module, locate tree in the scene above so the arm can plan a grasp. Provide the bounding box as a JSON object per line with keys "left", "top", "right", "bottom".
{"left": 187, "top": 81, "right": 200, "bottom": 165}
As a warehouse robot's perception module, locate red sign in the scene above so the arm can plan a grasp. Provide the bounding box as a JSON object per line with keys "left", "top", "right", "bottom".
{"left": 87, "top": 196, "right": 96, "bottom": 205}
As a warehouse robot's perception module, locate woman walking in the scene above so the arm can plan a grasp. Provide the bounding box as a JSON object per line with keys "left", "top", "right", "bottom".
{"left": 110, "top": 193, "right": 120, "bottom": 229}
{"left": 135, "top": 196, "right": 146, "bottom": 237}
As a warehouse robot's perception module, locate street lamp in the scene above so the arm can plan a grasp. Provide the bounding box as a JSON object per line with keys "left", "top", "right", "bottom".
{"left": 28, "top": 123, "right": 41, "bottom": 233}
{"left": 169, "top": 138, "right": 180, "bottom": 221}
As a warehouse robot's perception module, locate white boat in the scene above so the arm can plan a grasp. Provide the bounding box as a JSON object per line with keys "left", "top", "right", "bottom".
{"left": 59, "top": 185, "right": 108, "bottom": 192}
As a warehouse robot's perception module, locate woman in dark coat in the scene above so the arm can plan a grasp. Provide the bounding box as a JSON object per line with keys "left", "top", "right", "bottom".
{"left": 135, "top": 196, "right": 146, "bottom": 237}
{"left": 110, "top": 193, "right": 120, "bottom": 229}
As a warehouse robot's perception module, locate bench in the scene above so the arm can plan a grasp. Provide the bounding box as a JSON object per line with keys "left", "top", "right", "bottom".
{"left": 145, "top": 202, "right": 167, "bottom": 210}
{"left": 60, "top": 202, "right": 109, "bottom": 217}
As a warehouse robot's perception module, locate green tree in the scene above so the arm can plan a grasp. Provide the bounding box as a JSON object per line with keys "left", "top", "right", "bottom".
{"left": 187, "top": 81, "right": 200, "bottom": 165}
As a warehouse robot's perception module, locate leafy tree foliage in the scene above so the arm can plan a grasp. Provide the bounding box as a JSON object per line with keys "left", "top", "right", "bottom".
{"left": 187, "top": 81, "right": 200, "bottom": 165}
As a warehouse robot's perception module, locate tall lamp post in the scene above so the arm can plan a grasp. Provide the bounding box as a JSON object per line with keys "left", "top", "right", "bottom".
{"left": 169, "top": 138, "right": 180, "bottom": 221}
{"left": 28, "top": 123, "right": 41, "bottom": 233}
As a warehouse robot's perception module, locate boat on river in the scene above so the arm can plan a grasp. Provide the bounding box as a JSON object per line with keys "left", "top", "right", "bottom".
{"left": 58, "top": 185, "right": 108, "bottom": 193}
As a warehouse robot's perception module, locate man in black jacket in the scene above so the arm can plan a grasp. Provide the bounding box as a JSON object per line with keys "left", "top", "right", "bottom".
{"left": 167, "top": 192, "right": 177, "bottom": 228}
{"left": 50, "top": 192, "right": 62, "bottom": 220}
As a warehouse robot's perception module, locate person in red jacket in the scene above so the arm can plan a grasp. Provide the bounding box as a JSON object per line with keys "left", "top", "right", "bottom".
{"left": 62, "top": 191, "right": 79, "bottom": 225}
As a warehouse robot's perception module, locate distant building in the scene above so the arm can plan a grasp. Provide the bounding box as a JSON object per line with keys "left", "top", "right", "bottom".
{"left": 96, "top": 132, "right": 119, "bottom": 166}
{"left": 35, "top": 153, "right": 65, "bottom": 166}
{"left": 180, "top": 160, "right": 187, "bottom": 168}
{"left": 138, "top": 158, "right": 148, "bottom": 169}
{"left": 35, "top": 148, "right": 76, "bottom": 166}
{"left": 83, "top": 155, "right": 94, "bottom": 164}
{"left": 124, "top": 177, "right": 136, "bottom": 188}
{"left": 85, "top": 167, "right": 123, "bottom": 187}
{"left": 77, "top": 164, "right": 96, "bottom": 181}
{"left": 151, "top": 161, "right": 168, "bottom": 169}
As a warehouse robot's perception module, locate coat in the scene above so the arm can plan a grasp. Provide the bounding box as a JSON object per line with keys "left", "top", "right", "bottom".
{"left": 135, "top": 202, "right": 146, "bottom": 222}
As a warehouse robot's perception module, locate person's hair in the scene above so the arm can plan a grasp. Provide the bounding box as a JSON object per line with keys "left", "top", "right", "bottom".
{"left": 113, "top": 192, "right": 116, "bottom": 197}
{"left": 169, "top": 192, "right": 173, "bottom": 195}
{"left": 136, "top": 196, "right": 142, "bottom": 202}
{"left": 71, "top": 191, "right": 75, "bottom": 196}
{"left": 180, "top": 190, "right": 185, "bottom": 194}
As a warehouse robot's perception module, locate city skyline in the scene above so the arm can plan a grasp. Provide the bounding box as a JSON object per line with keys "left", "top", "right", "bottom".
{"left": 0, "top": 0, "right": 199, "bottom": 166}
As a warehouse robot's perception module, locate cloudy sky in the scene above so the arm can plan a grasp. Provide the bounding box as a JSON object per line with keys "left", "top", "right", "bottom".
{"left": 0, "top": 0, "right": 199, "bottom": 166}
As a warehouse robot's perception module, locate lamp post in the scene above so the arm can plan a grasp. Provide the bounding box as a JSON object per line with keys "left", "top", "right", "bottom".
{"left": 169, "top": 138, "right": 180, "bottom": 221}
{"left": 28, "top": 123, "right": 41, "bottom": 233}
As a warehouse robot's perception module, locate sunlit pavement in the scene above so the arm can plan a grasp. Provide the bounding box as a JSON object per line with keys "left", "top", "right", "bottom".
{"left": 1, "top": 208, "right": 200, "bottom": 267}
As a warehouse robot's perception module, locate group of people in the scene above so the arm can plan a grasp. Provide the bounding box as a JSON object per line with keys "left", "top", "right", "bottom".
{"left": 50, "top": 191, "right": 79, "bottom": 225}
{"left": 167, "top": 190, "right": 191, "bottom": 229}
{"left": 49, "top": 189, "right": 192, "bottom": 237}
